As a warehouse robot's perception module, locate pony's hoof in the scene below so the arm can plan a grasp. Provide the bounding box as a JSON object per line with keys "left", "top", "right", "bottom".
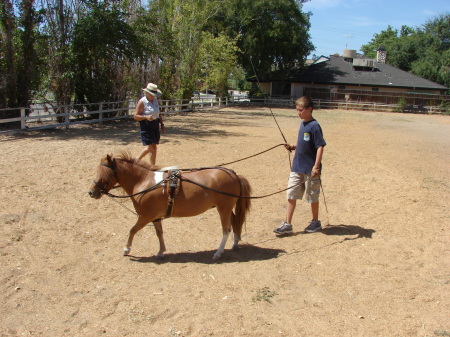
{"left": 212, "top": 253, "right": 221, "bottom": 260}
{"left": 232, "top": 244, "right": 240, "bottom": 251}
{"left": 123, "top": 248, "right": 131, "bottom": 256}
{"left": 155, "top": 253, "right": 165, "bottom": 260}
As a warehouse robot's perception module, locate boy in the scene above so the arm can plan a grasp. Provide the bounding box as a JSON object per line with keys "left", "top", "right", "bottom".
{"left": 274, "top": 96, "right": 326, "bottom": 234}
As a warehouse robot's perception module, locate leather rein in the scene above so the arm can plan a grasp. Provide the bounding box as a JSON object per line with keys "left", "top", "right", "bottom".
{"left": 95, "top": 161, "right": 303, "bottom": 201}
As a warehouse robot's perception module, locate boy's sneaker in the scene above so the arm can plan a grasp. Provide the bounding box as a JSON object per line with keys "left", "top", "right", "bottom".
{"left": 274, "top": 222, "right": 293, "bottom": 234}
{"left": 305, "top": 220, "right": 322, "bottom": 233}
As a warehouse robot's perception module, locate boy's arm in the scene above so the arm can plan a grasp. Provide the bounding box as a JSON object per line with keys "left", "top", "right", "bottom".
{"left": 312, "top": 146, "right": 324, "bottom": 177}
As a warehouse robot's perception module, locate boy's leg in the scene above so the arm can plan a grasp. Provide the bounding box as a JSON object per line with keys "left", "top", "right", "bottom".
{"left": 311, "top": 201, "right": 319, "bottom": 221}
{"left": 274, "top": 199, "right": 296, "bottom": 235}
{"left": 286, "top": 199, "right": 296, "bottom": 224}
{"left": 304, "top": 177, "right": 322, "bottom": 232}
{"left": 274, "top": 173, "right": 305, "bottom": 234}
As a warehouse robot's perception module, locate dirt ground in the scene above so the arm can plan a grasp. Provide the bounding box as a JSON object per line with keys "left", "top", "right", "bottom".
{"left": 0, "top": 106, "right": 449, "bottom": 337}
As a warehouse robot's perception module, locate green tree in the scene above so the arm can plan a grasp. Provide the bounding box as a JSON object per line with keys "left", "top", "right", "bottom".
{"left": 128, "top": 5, "right": 167, "bottom": 96}
{"left": 39, "top": 0, "right": 78, "bottom": 107}
{"left": 0, "top": 0, "right": 17, "bottom": 110}
{"left": 361, "top": 25, "right": 401, "bottom": 60}
{"left": 198, "top": 32, "right": 240, "bottom": 97}
{"left": 154, "top": 0, "right": 224, "bottom": 100}
{"left": 411, "top": 14, "right": 450, "bottom": 88}
{"left": 71, "top": 1, "right": 142, "bottom": 105}
{"left": 0, "top": 0, "right": 45, "bottom": 111}
{"left": 207, "top": 0, "right": 313, "bottom": 79}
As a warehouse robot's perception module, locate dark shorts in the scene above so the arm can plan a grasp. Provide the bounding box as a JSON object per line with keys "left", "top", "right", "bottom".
{"left": 139, "top": 119, "right": 160, "bottom": 145}
{"left": 140, "top": 129, "right": 160, "bottom": 145}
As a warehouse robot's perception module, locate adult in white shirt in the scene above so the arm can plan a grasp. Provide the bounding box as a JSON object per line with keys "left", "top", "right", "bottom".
{"left": 134, "top": 83, "right": 166, "bottom": 165}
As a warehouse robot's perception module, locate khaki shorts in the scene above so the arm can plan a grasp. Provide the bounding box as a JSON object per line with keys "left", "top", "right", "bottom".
{"left": 286, "top": 172, "right": 321, "bottom": 203}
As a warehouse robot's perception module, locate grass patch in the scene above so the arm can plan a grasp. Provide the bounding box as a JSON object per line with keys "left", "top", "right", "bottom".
{"left": 252, "top": 287, "right": 277, "bottom": 303}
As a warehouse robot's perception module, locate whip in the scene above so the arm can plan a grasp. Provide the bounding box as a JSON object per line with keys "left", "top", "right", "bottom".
{"left": 249, "top": 56, "right": 289, "bottom": 145}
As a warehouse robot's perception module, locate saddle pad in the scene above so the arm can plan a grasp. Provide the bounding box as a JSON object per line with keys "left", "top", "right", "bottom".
{"left": 154, "top": 171, "right": 164, "bottom": 184}
{"left": 155, "top": 166, "right": 179, "bottom": 184}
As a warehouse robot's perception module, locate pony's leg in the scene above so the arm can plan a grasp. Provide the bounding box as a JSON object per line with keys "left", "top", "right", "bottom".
{"left": 123, "top": 217, "right": 148, "bottom": 256}
{"left": 153, "top": 220, "right": 166, "bottom": 260}
{"left": 213, "top": 209, "right": 232, "bottom": 260}
{"left": 231, "top": 212, "right": 241, "bottom": 251}
{"left": 213, "top": 230, "right": 230, "bottom": 260}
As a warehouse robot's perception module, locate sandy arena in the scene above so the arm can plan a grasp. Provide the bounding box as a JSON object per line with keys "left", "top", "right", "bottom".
{"left": 0, "top": 106, "right": 449, "bottom": 336}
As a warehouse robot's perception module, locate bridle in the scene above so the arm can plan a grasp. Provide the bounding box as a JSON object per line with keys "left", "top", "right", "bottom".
{"left": 92, "top": 161, "right": 117, "bottom": 195}
{"left": 93, "top": 160, "right": 170, "bottom": 198}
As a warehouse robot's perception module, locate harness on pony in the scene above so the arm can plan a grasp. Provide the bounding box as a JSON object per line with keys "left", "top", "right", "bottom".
{"left": 162, "top": 169, "right": 181, "bottom": 219}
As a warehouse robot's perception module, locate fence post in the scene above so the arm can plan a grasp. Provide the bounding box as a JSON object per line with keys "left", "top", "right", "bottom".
{"left": 64, "top": 105, "right": 69, "bottom": 127}
{"left": 99, "top": 103, "right": 103, "bottom": 123}
{"left": 20, "top": 108, "right": 26, "bottom": 130}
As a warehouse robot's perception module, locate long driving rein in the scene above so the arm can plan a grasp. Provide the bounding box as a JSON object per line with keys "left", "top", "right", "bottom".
{"left": 94, "top": 144, "right": 288, "bottom": 199}
{"left": 94, "top": 158, "right": 305, "bottom": 200}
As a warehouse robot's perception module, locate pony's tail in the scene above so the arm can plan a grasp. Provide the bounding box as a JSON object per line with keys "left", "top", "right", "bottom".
{"left": 233, "top": 175, "right": 252, "bottom": 237}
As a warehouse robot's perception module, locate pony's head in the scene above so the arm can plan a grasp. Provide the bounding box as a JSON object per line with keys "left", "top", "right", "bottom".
{"left": 88, "top": 154, "right": 118, "bottom": 199}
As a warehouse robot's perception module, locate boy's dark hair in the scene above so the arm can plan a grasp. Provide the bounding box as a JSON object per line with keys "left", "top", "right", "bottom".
{"left": 295, "top": 96, "right": 314, "bottom": 110}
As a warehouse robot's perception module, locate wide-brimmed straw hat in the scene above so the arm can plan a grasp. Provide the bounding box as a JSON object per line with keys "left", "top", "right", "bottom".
{"left": 142, "top": 83, "right": 162, "bottom": 97}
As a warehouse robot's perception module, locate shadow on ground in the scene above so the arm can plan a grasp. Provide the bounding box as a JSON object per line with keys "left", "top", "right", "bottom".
{"left": 0, "top": 107, "right": 297, "bottom": 144}
{"left": 322, "top": 224, "right": 376, "bottom": 239}
{"left": 128, "top": 243, "right": 285, "bottom": 264}
{"left": 273, "top": 224, "right": 376, "bottom": 240}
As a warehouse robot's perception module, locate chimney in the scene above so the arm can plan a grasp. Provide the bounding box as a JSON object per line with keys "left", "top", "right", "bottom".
{"left": 377, "top": 46, "right": 387, "bottom": 63}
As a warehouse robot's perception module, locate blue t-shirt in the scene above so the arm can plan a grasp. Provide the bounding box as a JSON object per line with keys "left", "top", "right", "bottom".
{"left": 291, "top": 119, "right": 326, "bottom": 174}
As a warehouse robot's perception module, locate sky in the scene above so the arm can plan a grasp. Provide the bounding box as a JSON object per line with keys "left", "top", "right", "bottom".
{"left": 302, "top": 0, "right": 450, "bottom": 58}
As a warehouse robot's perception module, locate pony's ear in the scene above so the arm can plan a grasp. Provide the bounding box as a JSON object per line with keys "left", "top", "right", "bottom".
{"left": 106, "top": 154, "right": 113, "bottom": 165}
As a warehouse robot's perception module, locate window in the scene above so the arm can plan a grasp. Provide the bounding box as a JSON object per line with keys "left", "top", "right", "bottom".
{"left": 272, "top": 83, "right": 291, "bottom": 96}
{"left": 372, "top": 87, "right": 379, "bottom": 92}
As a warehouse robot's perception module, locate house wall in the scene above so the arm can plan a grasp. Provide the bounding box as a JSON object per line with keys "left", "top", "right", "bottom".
{"left": 258, "top": 82, "right": 445, "bottom": 102}
{"left": 334, "top": 85, "right": 442, "bottom": 95}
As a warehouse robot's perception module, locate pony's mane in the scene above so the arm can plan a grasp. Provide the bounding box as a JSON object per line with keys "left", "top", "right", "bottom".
{"left": 115, "top": 151, "right": 162, "bottom": 171}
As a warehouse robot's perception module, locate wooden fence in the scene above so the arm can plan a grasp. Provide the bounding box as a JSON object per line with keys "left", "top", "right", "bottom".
{"left": 0, "top": 95, "right": 447, "bottom": 134}
{"left": 237, "top": 97, "right": 448, "bottom": 114}
{"left": 0, "top": 97, "right": 233, "bottom": 134}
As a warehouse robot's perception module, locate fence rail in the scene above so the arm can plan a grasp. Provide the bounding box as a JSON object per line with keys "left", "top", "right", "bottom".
{"left": 0, "top": 96, "right": 447, "bottom": 134}
{"left": 233, "top": 97, "right": 448, "bottom": 113}
{"left": 0, "top": 97, "right": 232, "bottom": 134}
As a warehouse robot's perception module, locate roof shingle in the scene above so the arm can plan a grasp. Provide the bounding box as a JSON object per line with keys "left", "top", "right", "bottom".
{"left": 282, "top": 57, "right": 448, "bottom": 91}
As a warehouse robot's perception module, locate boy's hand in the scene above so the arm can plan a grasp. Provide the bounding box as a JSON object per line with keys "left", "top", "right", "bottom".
{"left": 284, "top": 143, "right": 294, "bottom": 152}
{"left": 311, "top": 166, "right": 320, "bottom": 177}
